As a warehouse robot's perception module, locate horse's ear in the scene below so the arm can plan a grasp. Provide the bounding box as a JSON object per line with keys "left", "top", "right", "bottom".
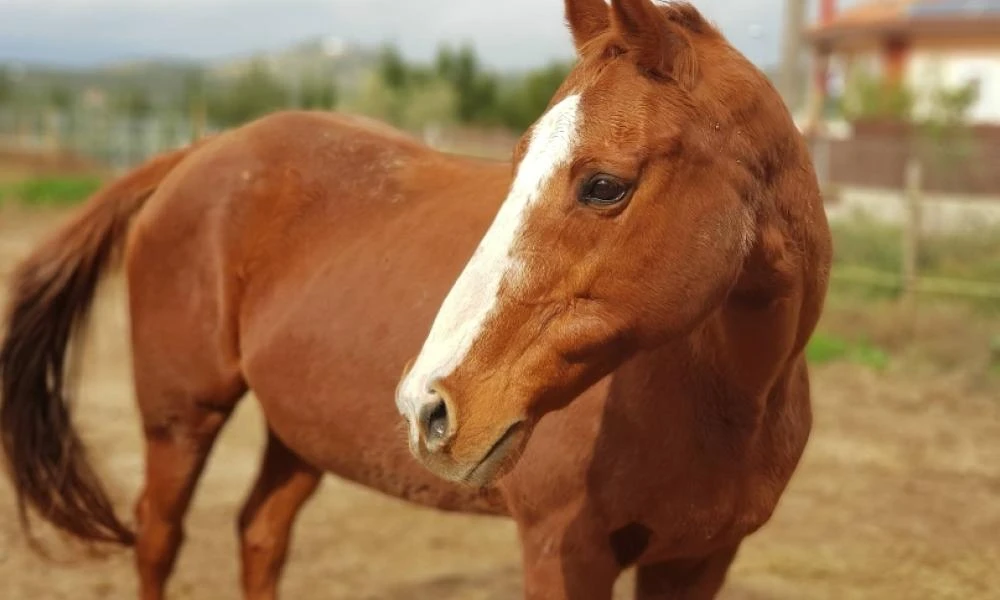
{"left": 565, "top": 0, "right": 611, "bottom": 52}
{"left": 610, "top": 0, "right": 698, "bottom": 88}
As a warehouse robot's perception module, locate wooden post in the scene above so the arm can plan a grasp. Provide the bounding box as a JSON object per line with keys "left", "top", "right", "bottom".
{"left": 902, "top": 157, "right": 923, "bottom": 303}
{"left": 190, "top": 97, "right": 206, "bottom": 142}
{"left": 778, "top": 0, "right": 808, "bottom": 111}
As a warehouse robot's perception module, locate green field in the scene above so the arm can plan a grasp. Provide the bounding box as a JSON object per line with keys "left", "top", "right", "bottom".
{"left": 0, "top": 174, "right": 103, "bottom": 207}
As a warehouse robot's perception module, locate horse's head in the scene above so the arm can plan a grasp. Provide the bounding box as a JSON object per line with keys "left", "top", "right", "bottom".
{"left": 397, "top": 0, "right": 801, "bottom": 485}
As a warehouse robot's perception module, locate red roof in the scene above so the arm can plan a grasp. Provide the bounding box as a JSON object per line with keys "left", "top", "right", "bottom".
{"left": 806, "top": 0, "right": 1000, "bottom": 45}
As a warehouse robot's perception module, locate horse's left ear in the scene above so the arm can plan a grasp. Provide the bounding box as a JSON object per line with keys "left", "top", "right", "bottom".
{"left": 610, "top": 0, "right": 698, "bottom": 88}
{"left": 565, "top": 0, "right": 611, "bottom": 52}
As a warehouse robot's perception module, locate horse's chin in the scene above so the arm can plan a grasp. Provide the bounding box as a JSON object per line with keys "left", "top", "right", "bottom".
{"left": 461, "top": 422, "right": 528, "bottom": 488}
{"left": 410, "top": 422, "right": 529, "bottom": 488}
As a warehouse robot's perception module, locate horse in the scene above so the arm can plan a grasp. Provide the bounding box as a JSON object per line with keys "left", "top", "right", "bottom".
{"left": 0, "top": 0, "right": 832, "bottom": 598}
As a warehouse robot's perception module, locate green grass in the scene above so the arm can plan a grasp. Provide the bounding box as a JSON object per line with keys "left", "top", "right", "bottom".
{"left": 0, "top": 175, "right": 103, "bottom": 207}
{"left": 829, "top": 218, "right": 1000, "bottom": 312}
{"left": 807, "top": 333, "right": 890, "bottom": 371}
{"left": 831, "top": 218, "right": 1000, "bottom": 282}
{"left": 991, "top": 337, "right": 1000, "bottom": 377}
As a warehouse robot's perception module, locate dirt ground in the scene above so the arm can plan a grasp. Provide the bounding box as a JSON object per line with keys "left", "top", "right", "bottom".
{"left": 1, "top": 207, "right": 998, "bottom": 599}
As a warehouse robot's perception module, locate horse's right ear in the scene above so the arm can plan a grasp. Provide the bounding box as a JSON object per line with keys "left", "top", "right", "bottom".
{"left": 565, "top": 0, "right": 611, "bottom": 52}
{"left": 611, "top": 0, "right": 698, "bottom": 88}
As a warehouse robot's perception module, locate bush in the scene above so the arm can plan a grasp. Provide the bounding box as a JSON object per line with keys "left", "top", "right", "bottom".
{"left": 0, "top": 175, "right": 103, "bottom": 206}
{"left": 806, "top": 333, "right": 889, "bottom": 370}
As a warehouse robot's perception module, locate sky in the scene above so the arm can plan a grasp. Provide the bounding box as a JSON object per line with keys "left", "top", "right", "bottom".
{"left": 0, "top": 0, "right": 848, "bottom": 71}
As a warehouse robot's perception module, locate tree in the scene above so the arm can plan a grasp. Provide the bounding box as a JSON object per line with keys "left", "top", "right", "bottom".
{"left": 451, "top": 43, "right": 492, "bottom": 122}
{"left": 399, "top": 78, "right": 458, "bottom": 131}
{"left": 435, "top": 45, "right": 457, "bottom": 82}
{"left": 0, "top": 67, "right": 13, "bottom": 106}
{"left": 209, "top": 61, "right": 290, "bottom": 126}
{"left": 300, "top": 77, "right": 338, "bottom": 110}
{"left": 119, "top": 86, "right": 153, "bottom": 119}
{"left": 378, "top": 44, "right": 409, "bottom": 91}
{"left": 182, "top": 69, "right": 208, "bottom": 137}
{"left": 840, "top": 69, "right": 914, "bottom": 121}
{"left": 349, "top": 71, "right": 400, "bottom": 124}
{"left": 359, "top": 44, "right": 572, "bottom": 133}
{"left": 48, "top": 84, "right": 73, "bottom": 111}
{"left": 840, "top": 67, "right": 981, "bottom": 179}
{"left": 922, "top": 79, "right": 979, "bottom": 131}
{"left": 918, "top": 78, "right": 980, "bottom": 170}
{"left": 182, "top": 69, "right": 207, "bottom": 110}
{"left": 433, "top": 43, "right": 501, "bottom": 124}
{"left": 497, "top": 61, "right": 573, "bottom": 131}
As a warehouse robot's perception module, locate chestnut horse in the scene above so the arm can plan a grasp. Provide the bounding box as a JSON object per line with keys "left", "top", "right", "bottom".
{"left": 1, "top": 1, "right": 831, "bottom": 598}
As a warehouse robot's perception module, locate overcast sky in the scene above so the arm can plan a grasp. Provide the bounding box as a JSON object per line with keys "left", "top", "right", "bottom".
{"left": 0, "top": 0, "right": 851, "bottom": 70}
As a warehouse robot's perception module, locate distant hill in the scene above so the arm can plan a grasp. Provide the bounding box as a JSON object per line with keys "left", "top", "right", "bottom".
{"left": 207, "top": 36, "right": 380, "bottom": 92}
{"left": 2, "top": 36, "right": 381, "bottom": 110}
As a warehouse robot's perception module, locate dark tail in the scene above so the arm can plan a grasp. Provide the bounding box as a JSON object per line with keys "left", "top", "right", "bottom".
{"left": 0, "top": 142, "right": 203, "bottom": 549}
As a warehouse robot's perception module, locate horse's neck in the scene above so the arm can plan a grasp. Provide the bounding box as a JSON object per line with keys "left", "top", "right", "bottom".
{"left": 606, "top": 228, "right": 807, "bottom": 454}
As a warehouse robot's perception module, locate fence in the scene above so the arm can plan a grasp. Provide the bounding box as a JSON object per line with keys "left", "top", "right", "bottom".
{"left": 0, "top": 106, "right": 201, "bottom": 172}
{"left": 2, "top": 102, "right": 997, "bottom": 305}
{"left": 0, "top": 105, "right": 522, "bottom": 171}
{"left": 809, "top": 127, "right": 1000, "bottom": 305}
{"left": 810, "top": 120, "right": 1000, "bottom": 196}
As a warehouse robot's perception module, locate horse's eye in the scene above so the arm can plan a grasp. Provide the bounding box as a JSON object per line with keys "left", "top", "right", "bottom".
{"left": 579, "top": 174, "right": 630, "bottom": 208}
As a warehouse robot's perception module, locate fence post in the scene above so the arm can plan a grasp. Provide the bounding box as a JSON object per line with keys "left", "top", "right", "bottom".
{"left": 902, "top": 157, "right": 923, "bottom": 303}
{"left": 191, "top": 99, "right": 206, "bottom": 141}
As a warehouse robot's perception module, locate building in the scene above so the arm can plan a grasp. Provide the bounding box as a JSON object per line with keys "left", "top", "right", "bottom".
{"left": 804, "top": 0, "right": 1000, "bottom": 130}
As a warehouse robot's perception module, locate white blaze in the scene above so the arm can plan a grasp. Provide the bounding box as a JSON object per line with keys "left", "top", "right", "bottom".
{"left": 397, "top": 94, "right": 582, "bottom": 416}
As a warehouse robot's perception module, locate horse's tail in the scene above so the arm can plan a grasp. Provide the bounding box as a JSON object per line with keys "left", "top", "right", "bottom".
{"left": 0, "top": 141, "right": 203, "bottom": 548}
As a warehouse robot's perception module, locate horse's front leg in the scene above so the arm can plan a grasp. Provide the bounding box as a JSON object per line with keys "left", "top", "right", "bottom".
{"left": 633, "top": 544, "right": 741, "bottom": 600}
{"left": 517, "top": 513, "right": 624, "bottom": 600}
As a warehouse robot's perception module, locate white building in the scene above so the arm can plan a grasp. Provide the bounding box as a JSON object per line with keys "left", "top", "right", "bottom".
{"left": 804, "top": 0, "right": 1000, "bottom": 127}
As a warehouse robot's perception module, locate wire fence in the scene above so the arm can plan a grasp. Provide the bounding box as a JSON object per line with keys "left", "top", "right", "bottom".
{"left": 0, "top": 105, "right": 520, "bottom": 170}
{"left": 810, "top": 131, "right": 1000, "bottom": 304}
{"left": 0, "top": 106, "right": 200, "bottom": 171}
{"left": 1, "top": 104, "right": 997, "bottom": 304}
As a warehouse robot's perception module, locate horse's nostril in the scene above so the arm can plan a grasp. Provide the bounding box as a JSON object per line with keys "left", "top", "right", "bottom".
{"left": 421, "top": 399, "right": 450, "bottom": 444}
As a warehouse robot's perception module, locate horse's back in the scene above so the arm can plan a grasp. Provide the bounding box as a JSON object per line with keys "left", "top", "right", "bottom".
{"left": 121, "top": 109, "right": 514, "bottom": 513}
{"left": 126, "top": 108, "right": 456, "bottom": 324}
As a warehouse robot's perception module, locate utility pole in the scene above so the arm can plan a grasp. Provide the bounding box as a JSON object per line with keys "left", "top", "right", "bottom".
{"left": 779, "top": 0, "right": 808, "bottom": 113}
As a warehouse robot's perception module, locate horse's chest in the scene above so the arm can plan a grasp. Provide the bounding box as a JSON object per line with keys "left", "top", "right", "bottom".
{"left": 595, "top": 472, "right": 773, "bottom": 565}
{"left": 585, "top": 425, "right": 775, "bottom": 561}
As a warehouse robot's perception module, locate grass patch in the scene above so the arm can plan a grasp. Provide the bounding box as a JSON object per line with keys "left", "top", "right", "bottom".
{"left": 829, "top": 217, "right": 1000, "bottom": 313}
{"left": 814, "top": 295, "right": 1000, "bottom": 389}
{"left": 0, "top": 175, "right": 103, "bottom": 207}
{"left": 807, "top": 332, "right": 890, "bottom": 370}
{"left": 832, "top": 218, "right": 1000, "bottom": 282}
{"left": 991, "top": 337, "right": 1000, "bottom": 377}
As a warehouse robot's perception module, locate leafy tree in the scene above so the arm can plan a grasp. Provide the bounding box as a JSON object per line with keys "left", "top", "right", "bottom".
{"left": 209, "top": 60, "right": 290, "bottom": 126}
{"left": 350, "top": 71, "right": 401, "bottom": 124}
{"left": 48, "top": 84, "right": 73, "bottom": 111}
{"left": 359, "top": 44, "right": 573, "bottom": 133}
{"left": 181, "top": 69, "right": 209, "bottom": 137}
{"left": 497, "top": 61, "right": 573, "bottom": 131}
{"left": 400, "top": 78, "right": 458, "bottom": 130}
{"left": 439, "top": 43, "right": 499, "bottom": 123}
{"left": 918, "top": 79, "right": 980, "bottom": 170}
{"left": 378, "top": 44, "right": 409, "bottom": 91}
{"left": 182, "top": 69, "right": 206, "bottom": 109}
{"left": 300, "top": 77, "right": 339, "bottom": 110}
{"left": 0, "top": 67, "right": 13, "bottom": 106}
{"left": 435, "top": 45, "right": 457, "bottom": 82}
{"left": 840, "top": 67, "right": 981, "bottom": 178}
{"left": 923, "top": 79, "right": 979, "bottom": 130}
{"left": 840, "top": 69, "right": 914, "bottom": 121}
{"left": 119, "top": 86, "right": 153, "bottom": 119}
